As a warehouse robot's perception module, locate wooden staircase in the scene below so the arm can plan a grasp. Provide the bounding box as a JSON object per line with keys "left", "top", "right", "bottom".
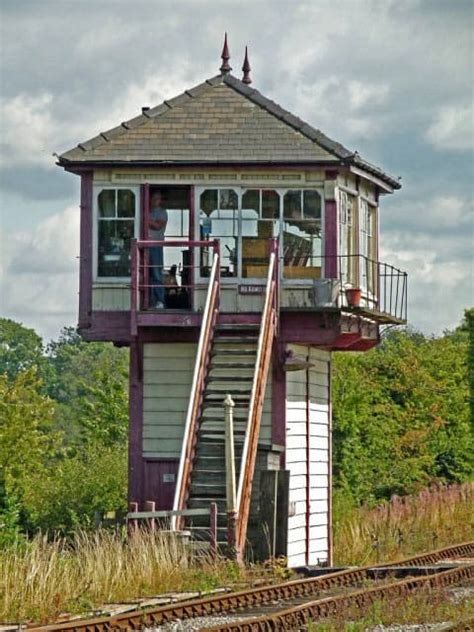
{"left": 173, "top": 240, "right": 279, "bottom": 559}
{"left": 184, "top": 324, "right": 259, "bottom": 544}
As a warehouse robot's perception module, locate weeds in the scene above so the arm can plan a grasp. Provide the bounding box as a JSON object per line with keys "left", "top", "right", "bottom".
{"left": 333, "top": 483, "right": 474, "bottom": 565}
{"left": 0, "top": 528, "right": 247, "bottom": 624}
{"left": 308, "top": 584, "right": 474, "bottom": 630}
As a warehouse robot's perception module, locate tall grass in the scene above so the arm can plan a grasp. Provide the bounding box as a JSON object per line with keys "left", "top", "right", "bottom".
{"left": 333, "top": 482, "right": 474, "bottom": 565}
{"left": 0, "top": 529, "right": 243, "bottom": 624}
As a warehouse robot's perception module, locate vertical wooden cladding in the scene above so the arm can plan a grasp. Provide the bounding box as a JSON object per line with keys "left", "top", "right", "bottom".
{"left": 79, "top": 172, "right": 93, "bottom": 329}
{"left": 285, "top": 345, "right": 330, "bottom": 568}
{"left": 142, "top": 343, "right": 197, "bottom": 459}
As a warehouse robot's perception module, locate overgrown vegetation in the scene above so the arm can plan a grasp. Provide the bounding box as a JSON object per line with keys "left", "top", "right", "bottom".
{"left": 0, "top": 529, "right": 246, "bottom": 623}
{"left": 0, "top": 320, "right": 128, "bottom": 536}
{"left": 332, "top": 315, "right": 473, "bottom": 507}
{"left": 333, "top": 482, "right": 474, "bottom": 565}
{"left": 309, "top": 584, "right": 474, "bottom": 630}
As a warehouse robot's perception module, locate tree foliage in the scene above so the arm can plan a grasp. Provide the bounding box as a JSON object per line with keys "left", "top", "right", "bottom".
{"left": 332, "top": 326, "right": 472, "bottom": 506}
{"left": 0, "top": 319, "right": 129, "bottom": 533}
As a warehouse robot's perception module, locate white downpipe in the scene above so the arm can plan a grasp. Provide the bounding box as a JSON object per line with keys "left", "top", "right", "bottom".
{"left": 236, "top": 252, "right": 275, "bottom": 511}
{"left": 172, "top": 253, "right": 219, "bottom": 530}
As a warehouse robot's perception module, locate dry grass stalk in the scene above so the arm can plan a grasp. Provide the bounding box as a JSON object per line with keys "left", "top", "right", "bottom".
{"left": 334, "top": 482, "right": 474, "bottom": 565}
{"left": 0, "top": 528, "right": 243, "bottom": 624}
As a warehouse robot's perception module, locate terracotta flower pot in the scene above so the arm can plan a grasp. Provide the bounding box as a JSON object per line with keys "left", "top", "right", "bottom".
{"left": 346, "top": 288, "right": 362, "bottom": 307}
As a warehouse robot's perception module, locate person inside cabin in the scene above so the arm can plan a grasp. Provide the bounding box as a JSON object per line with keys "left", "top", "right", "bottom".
{"left": 149, "top": 190, "right": 168, "bottom": 309}
{"left": 164, "top": 264, "right": 179, "bottom": 307}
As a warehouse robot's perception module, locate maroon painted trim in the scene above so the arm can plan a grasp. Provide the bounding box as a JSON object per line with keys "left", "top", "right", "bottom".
{"left": 327, "top": 355, "right": 333, "bottom": 565}
{"left": 271, "top": 341, "right": 286, "bottom": 449}
{"left": 305, "top": 350, "right": 310, "bottom": 566}
{"left": 79, "top": 172, "right": 93, "bottom": 329}
{"left": 128, "top": 340, "right": 144, "bottom": 506}
{"left": 324, "top": 200, "right": 338, "bottom": 279}
{"left": 189, "top": 185, "right": 195, "bottom": 310}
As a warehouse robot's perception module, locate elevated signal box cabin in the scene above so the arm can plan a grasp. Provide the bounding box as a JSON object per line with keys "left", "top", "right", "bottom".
{"left": 58, "top": 43, "right": 407, "bottom": 566}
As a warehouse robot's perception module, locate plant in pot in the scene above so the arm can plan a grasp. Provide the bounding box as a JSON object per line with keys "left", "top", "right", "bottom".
{"left": 345, "top": 287, "right": 362, "bottom": 307}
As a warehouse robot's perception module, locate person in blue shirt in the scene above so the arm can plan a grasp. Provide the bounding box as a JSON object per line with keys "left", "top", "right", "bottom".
{"left": 148, "top": 191, "right": 168, "bottom": 308}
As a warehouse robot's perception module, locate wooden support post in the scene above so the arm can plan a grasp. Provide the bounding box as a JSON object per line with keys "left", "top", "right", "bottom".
{"left": 144, "top": 500, "right": 156, "bottom": 533}
{"left": 224, "top": 394, "right": 238, "bottom": 559}
{"left": 128, "top": 501, "right": 139, "bottom": 536}
{"left": 209, "top": 502, "right": 218, "bottom": 560}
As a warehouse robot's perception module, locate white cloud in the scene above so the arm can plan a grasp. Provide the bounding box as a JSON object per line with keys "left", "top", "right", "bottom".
{"left": 0, "top": 206, "right": 79, "bottom": 341}
{"left": 347, "top": 81, "right": 390, "bottom": 110}
{"left": 426, "top": 104, "right": 473, "bottom": 151}
{"left": 0, "top": 93, "right": 55, "bottom": 167}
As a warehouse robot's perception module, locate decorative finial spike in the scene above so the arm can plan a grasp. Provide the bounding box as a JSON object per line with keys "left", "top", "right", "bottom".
{"left": 242, "top": 45, "right": 252, "bottom": 84}
{"left": 220, "top": 32, "right": 232, "bottom": 74}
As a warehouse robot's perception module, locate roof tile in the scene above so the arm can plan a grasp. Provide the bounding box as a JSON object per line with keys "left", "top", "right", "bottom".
{"left": 57, "top": 72, "right": 399, "bottom": 188}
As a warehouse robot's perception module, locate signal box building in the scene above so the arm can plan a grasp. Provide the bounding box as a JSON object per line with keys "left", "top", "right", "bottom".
{"left": 58, "top": 42, "right": 407, "bottom": 566}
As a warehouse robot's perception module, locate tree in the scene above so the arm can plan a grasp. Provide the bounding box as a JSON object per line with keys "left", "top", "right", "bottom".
{"left": 0, "top": 369, "right": 61, "bottom": 520}
{"left": 44, "top": 327, "right": 129, "bottom": 446}
{"left": 332, "top": 326, "right": 472, "bottom": 506}
{"left": 0, "top": 318, "right": 44, "bottom": 381}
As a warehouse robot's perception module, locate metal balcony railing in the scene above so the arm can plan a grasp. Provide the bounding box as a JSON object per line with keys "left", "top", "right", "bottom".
{"left": 280, "top": 253, "right": 407, "bottom": 325}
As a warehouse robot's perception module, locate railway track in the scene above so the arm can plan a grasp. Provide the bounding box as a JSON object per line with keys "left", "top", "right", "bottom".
{"left": 26, "top": 541, "right": 474, "bottom": 631}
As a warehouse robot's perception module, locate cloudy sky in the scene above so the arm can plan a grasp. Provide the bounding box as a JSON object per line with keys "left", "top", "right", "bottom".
{"left": 0, "top": 0, "right": 472, "bottom": 341}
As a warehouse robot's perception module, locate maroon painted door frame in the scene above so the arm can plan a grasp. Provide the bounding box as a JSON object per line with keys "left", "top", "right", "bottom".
{"left": 79, "top": 172, "right": 93, "bottom": 330}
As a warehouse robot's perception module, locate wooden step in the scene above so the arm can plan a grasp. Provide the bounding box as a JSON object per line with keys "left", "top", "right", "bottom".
{"left": 206, "top": 376, "right": 253, "bottom": 383}
{"left": 189, "top": 482, "right": 226, "bottom": 496}
{"left": 216, "top": 324, "right": 259, "bottom": 332}
{"left": 187, "top": 498, "right": 227, "bottom": 512}
{"left": 211, "top": 349, "right": 256, "bottom": 357}
{"left": 209, "top": 361, "right": 256, "bottom": 369}
{"left": 202, "top": 401, "right": 249, "bottom": 410}
{"left": 213, "top": 336, "right": 258, "bottom": 343}
{"left": 205, "top": 390, "right": 250, "bottom": 398}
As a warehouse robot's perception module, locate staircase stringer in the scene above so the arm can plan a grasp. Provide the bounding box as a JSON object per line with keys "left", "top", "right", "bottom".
{"left": 172, "top": 251, "right": 220, "bottom": 529}
{"left": 235, "top": 244, "right": 278, "bottom": 558}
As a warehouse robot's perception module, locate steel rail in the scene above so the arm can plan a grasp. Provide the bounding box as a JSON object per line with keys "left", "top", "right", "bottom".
{"left": 26, "top": 541, "right": 474, "bottom": 631}
{"left": 204, "top": 563, "right": 474, "bottom": 632}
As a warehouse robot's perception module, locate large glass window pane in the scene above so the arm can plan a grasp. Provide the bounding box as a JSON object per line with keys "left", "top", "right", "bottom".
{"left": 283, "top": 190, "right": 301, "bottom": 219}
{"left": 219, "top": 189, "right": 238, "bottom": 210}
{"left": 199, "top": 190, "right": 237, "bottom": 277}
{"left": 262, "top": 190, "right": 279, "bottom": 219}
{"left": 117, "top": 189, "right": 135, "bottom": 217}
{"left": 200, "top": 189, "right": 218, "bottom": 213}
{"left": 98, "top": 220, "right": 134, "bottom": 277}
{"left": 303, "top": 190, "right": 321, "bottom": 219}
{"left": 242, "top": 189, "right": 260, "bottom": 213}
{"left": 98, "top": 190, "right": 115, "bottom": 217}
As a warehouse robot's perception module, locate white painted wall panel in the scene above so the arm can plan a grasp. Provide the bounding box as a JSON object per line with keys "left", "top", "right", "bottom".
{"left": 92, "top": 286, "right": 130, "bottom": 310}
{"left": 142, "top": 343, "right": 196, "bottom": 458}
{"left": 286, "top": 345, "right": 330, "bottom": 568}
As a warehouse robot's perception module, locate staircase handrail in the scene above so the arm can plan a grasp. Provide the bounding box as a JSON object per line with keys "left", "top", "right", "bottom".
{"left": 172, "top": 249, "right": 220, "bottom": 529}
{"left": 235, "top": 242, "right": 278, "bottom": 556}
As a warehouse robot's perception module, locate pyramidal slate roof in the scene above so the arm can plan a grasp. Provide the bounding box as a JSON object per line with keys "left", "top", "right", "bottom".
{"left": 58, "top": 73, "right": 400, "bottom": 189}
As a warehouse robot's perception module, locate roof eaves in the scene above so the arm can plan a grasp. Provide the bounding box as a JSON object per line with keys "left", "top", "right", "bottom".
{"left": 352, "top": 155, "right": 401, "bottom": 189}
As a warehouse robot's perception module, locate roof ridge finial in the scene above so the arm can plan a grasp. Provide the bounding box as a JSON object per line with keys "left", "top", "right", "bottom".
{"left": 242, "top": 45, "right": 252, "bottom": 84}
{"left": 220, "top": 32, "right": 232, "bottom": 74}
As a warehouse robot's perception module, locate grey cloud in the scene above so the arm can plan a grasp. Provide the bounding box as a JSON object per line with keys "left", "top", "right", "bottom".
{"left": 0, "top": 166, "right": 76, "bottom": 201}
